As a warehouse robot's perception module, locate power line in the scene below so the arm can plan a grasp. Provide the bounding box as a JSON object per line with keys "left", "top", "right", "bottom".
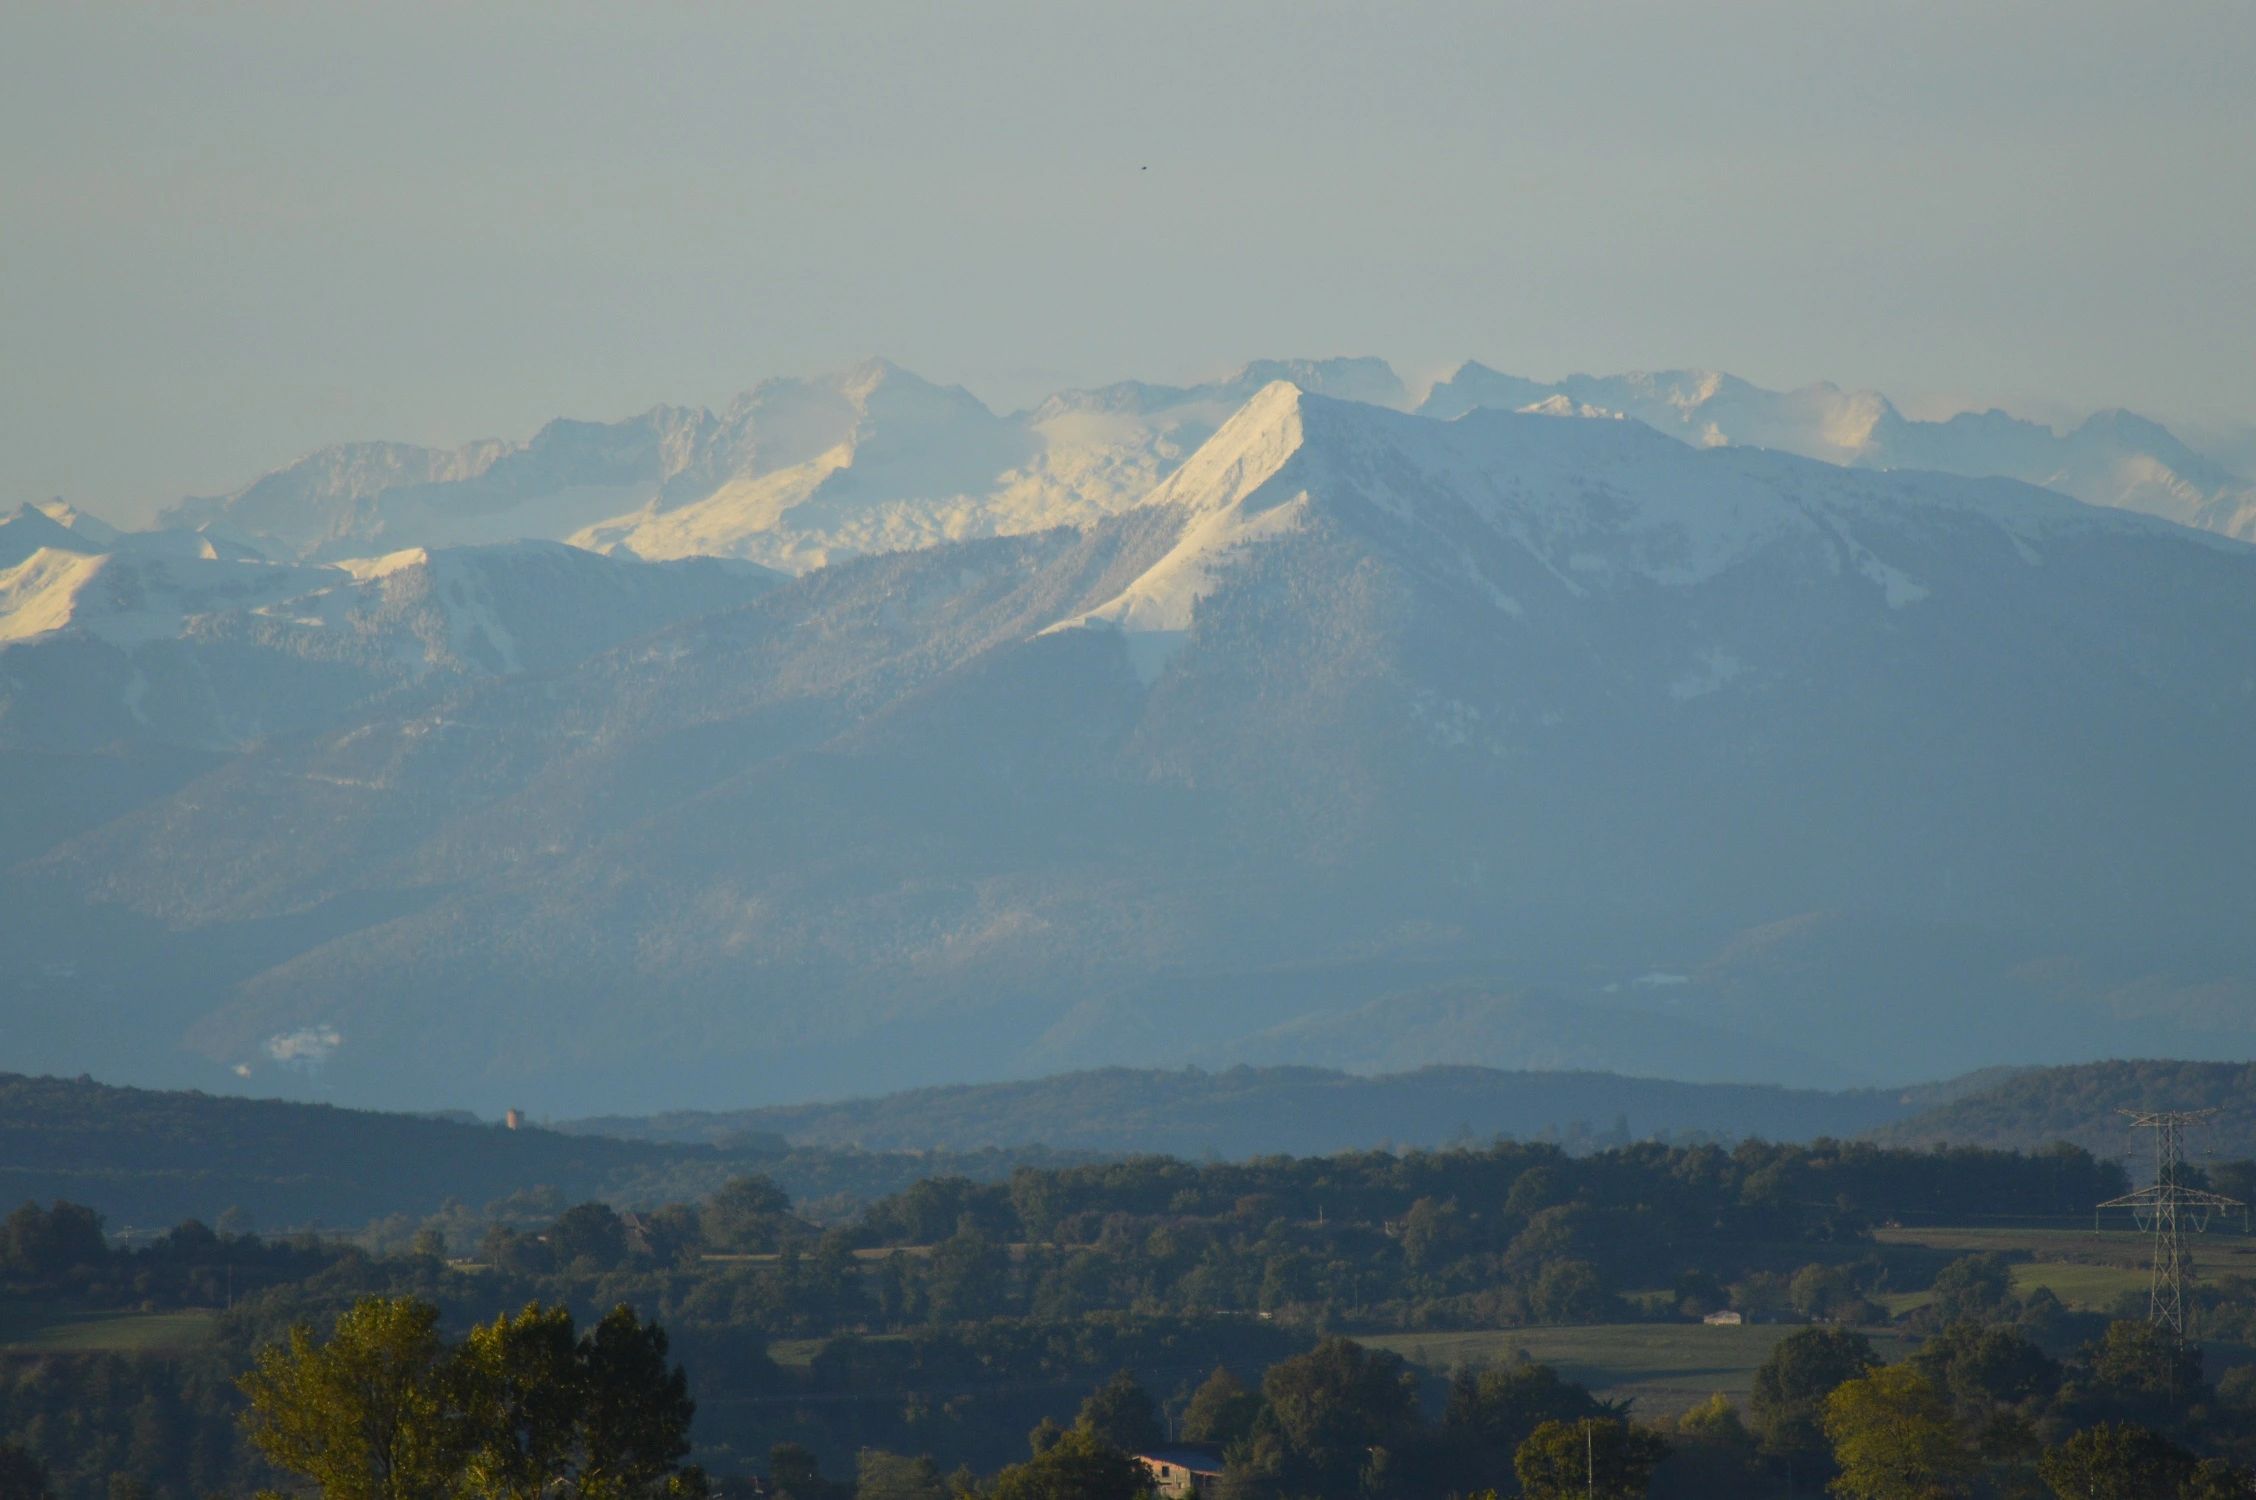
{"left": 2095, "top": 1108, "right": 2243, "bottom": 1345}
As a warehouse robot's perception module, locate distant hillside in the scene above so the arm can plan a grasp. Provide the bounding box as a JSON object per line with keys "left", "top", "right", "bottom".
{"left": 0, "top": 1073, "right": 1061, "bottom": 1231}
{"left": 1873, "top": 1060, "right": 2256, "bottom": 1167}
{"left": 563, "top": 1064, "right": 1950, "bottom": 1158}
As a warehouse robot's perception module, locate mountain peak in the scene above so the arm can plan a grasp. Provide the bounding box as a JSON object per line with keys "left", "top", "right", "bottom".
{"left": 838, "top": 355, "right": 916, "bottom": 397}
{"left": 0, "top": 501, "right": 106, "bottom": 569}
{"left": 1134, "top": 380, "right": 1314, "bottom": 518}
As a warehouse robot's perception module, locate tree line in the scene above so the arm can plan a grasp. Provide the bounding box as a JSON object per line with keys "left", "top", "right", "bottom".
{"left": 6, "top": 1133, "right": 2254, "bottom": 1496}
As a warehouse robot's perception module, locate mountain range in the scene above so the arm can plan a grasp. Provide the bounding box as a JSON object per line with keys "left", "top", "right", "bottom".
{"left": 146, "top": 357, "right": 2256, "bottom": 577}
{"left": 5, "top": 361, "right": 2255, "bottom": 1115}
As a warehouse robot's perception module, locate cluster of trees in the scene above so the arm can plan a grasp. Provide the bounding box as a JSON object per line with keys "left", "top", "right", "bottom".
{"left": 238, "top": 1295, "right": 703, "bottom": 1498}
{"left": 668, "top": 1337, "right": 1664, "bottom": 1500}
{"left": 0, "top": 1197, "right": 364, "bottom": 1316}
{"left": 420, "top": 1138, "right": 2139, "bottom": 1349}
{"left": 1706, "top": 1318, "right": 2256, "bottom": 1499}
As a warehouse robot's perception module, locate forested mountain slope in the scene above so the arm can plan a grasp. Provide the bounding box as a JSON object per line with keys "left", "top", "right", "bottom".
{"left": 1874, "top": 1059, "right": 2256, "bottom": 1167}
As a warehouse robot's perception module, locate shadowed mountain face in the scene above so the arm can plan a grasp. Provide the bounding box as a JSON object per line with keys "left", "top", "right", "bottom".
{"left": 7, "top": 386, "right": 2256, "bottom": 1113}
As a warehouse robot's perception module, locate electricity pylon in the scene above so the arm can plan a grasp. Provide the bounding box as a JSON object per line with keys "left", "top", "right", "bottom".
{"left": 2096, "top": 1108, "right": 2243, "bottom": 1343}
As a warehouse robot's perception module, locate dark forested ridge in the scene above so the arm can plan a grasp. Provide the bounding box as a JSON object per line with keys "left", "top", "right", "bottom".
{"left": 0, "top": 1073, "right": 1075, "bottom": 1231}
{"left": 5, "top": 1059, "right": 2243, "bottom": 1238}
{"left": 562, "top": 1063, "right": 1957, "bottom": 1157}
{"left": 577, "top": 1058, "right": 2256, "bottom": 1167}
{"left": 1874, "top": 1060, "right": 2256, "bottom": 1166}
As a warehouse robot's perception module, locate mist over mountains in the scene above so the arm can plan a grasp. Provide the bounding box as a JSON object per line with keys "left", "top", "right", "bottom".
{"left": 6, "top": 357, "right": 2256, "bottom": 1116}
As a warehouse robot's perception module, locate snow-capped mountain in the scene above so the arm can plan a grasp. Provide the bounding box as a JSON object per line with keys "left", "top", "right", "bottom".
{"left": 152, "top": 358, "right": 1411, "bottom": 574}
{"left": 133, "top": 356, "right": 2256, "bottom": 578}
{"left": 0, "top": 532, "right": 777, "bottom": 755}
{"left": 1421, "top": 363, "right": 2256, "bottom": 539}
{"left": 12, "top": 383, "right": 2255, "bottom": 1111}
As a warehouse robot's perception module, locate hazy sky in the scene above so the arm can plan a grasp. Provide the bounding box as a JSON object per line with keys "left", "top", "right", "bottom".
{"left": 6, "top": 2, "right": 2254, "bottom": 524}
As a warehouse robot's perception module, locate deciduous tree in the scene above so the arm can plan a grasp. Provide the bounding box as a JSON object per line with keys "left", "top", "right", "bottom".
{"left": 1512, "top": 1417, "right": 1668, "bottom": 1500}
{"left": 1180, "top": 1366, "right": 1262, "bottom": 1448}
{"left": 1075, "top": 1370, "right": 1162, "bottom": 1454}
{"left": 237, "top": 1295, "right": 468, "bottom": 1500}
{"left": 2036, "top": 1420, "right": 2198, "bottom": 1499}
{"left": 987, "top": 1428, "right": 1149, "bottom": 1500}
{"left": 1823, "top": 1364, "right": 1975, "bottom": 1500}
{"left": 1751, "top": 1325, "right": 1878, "bottom": 1461}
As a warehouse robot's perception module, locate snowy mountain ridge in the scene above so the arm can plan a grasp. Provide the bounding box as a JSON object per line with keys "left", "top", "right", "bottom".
{"left": 91, "top": 355, "right": 2253, "bottom": 576}
{"left": 0, "top": 530, "right": 778, "bottom": 753}
{"left": 1047, "top": 380, "right": 2197, "bottom": 683}
{"left": 1423, "top": 363, "right": 2256, "bottom": 539}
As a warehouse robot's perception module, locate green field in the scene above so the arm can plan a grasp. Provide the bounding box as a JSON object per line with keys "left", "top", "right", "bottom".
{"left": 1875, "top": 1223, "right": 2256, "bottom": 1273}
{"left": 0, "top": 1307, "right": 219, "bottom": 1354}
{"left": 1357, "top": 1323, "right": 1914, "bottom": 1419}
{"left": 1871, "top": 1221, "right": 2256, "bottom": 1316}
{"left": 2010, "top": 1261, "right": 2151, "bottom": 1311}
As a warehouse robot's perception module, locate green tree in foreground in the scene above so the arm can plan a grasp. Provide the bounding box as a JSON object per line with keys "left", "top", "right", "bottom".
{"left": 1512, "top": 1416, "right": 1669, "bottom": 1500}
{"left": 986, "top": 1428, "right": 1150, "bottom": 1500}
{"left": 239, "top": 1294, "right": 703, "bottom": 1500}
{"left": 2186, "top": 1457, "right": 2256, "bottom": 1499}
{"left": 1260, "top": 1335, "right": 1418, "bottom": 1490}
{"left": 2036, "top": 1421, "right": 2197, "bottom": 1499}
{"left": 576, "top": 1304, "right": 703, "bottom": 1496}
{"left": 1076, "top": 1370, "right": 1163, "bottom": 1454}
{"left": 459, "top": 1301, "right": 583, "bottom": 1500}
{"left": 238, "top": 1295, "right": 468, "bottom": 1500}
{"left": 1823, "top": 1364, "right": 1975, "bottom": 1500}
{"left": 1178, "top": 1366, "right": 1262, "bottom": 1448}
{"left": 1752, "top": 1325, "right": 1879, "bottom": 1465}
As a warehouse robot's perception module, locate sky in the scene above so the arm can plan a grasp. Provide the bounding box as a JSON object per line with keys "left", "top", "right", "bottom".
{"left": 5, "top": 2, "right": 2254, "bottom": 525}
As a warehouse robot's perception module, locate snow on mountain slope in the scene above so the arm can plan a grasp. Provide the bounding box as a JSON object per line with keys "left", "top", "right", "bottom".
{"left": 313, "top": 541, "right": 780, "bottom": 678}
{"left": 145, "top": 357, "right": 1410, "bottom": 572}
{"left": 1422, "top": 362, "right": 2256, "bottom": 539}
{"left": 570, "top": 361, "right": 1036, "bottom": 570}
{"left": 0, "top": 537, "right": 778, "bottom": 752}
{"left": 0, "top": 547, "right": 339, "bottom": 647}
{"left": 1045, "top": 380, "right": 2196, "bottom": 685}
{"left": 571, "top": 358, "right": 1411, "bottom": 570}
{"left": 163, "top": 439, "right": 517, "bottom": 557}
{"left": 0, "top": 503, "right": 108, "bottom": 569}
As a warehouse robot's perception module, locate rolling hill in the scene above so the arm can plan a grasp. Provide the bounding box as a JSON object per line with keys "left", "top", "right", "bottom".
{"left": 563, "top": 1063, "right": 1942, "bottom": 1158}
{"left": 1875, "top": 1060, "right": 2256, "bottom": 1167}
